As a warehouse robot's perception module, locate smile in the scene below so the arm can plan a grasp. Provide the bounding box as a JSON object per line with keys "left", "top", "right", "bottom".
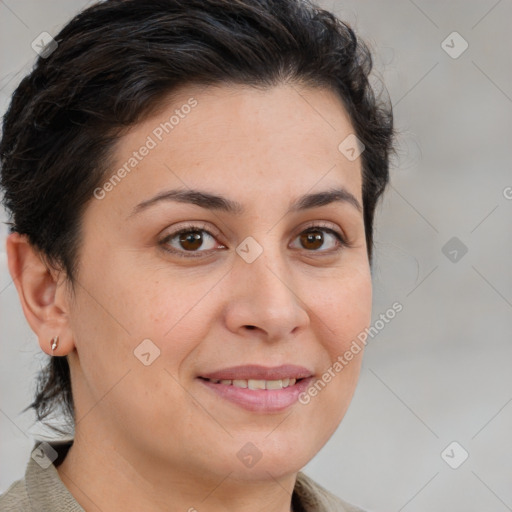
{"left": 197, "top": 365, "right": 314, "bottom": 412}
{"left": 202, "top": 378, "right": 297, "bottom": 389}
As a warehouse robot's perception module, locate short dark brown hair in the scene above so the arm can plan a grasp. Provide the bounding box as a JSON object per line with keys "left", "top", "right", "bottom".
{"left": 0, "top": 0, "right": 394, "bottom": 435}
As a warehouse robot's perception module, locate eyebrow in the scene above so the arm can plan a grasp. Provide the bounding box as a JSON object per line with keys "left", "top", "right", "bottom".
{"left": 128, "top": 186, "right": 362, "bottom": 219}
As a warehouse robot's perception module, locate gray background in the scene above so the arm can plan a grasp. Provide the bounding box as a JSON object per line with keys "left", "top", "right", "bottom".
{"left": 1, "top": 1, "right": 511, "bottom": 510}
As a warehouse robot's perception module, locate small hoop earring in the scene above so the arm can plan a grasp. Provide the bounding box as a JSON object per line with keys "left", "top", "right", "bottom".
{"left": 50, "top": 336, "right": 59, "bottom": 352}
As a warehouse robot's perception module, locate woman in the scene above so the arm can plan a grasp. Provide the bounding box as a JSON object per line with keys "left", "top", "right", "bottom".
{"left": 0, "top": 0, "right": 394, "bottom": 510}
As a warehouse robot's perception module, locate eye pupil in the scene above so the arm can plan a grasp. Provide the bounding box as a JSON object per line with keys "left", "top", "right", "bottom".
{"left": 179, "top": 231, "right": 203, "bottom": 251}
{"left": 301, "top": 230, "right": 323, "bottom": 250}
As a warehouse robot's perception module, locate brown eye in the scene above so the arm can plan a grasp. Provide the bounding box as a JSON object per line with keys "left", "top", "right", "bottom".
{"left": 178, "top": 231, "right": 205, "bottom": 251}
{"left": 300, "top": 230, "right": 324, "bottom": 250}
{"left": 160, "top": 225, "right": 223, "bottom": 257}
{"left": 290, "top": 226, "right": 346, "bottom": 253}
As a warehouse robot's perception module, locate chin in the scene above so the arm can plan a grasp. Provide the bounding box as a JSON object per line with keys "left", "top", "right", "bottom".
{"left": 211, "top": 432, "right": 322, "bottom": 482}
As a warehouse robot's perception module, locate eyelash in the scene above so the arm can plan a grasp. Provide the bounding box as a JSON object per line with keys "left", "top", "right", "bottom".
{"left": 159, "top": 221, "right": 350, "bottom": 259}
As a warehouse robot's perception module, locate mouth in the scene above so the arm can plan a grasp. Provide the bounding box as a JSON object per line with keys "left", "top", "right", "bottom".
{"left": 197, "top": 365, "right": 314, "bottom": 412}
{"left": 199, "top": 364, "right": 313, "bottom": 382}
{"left": 198, "top": 376, "right": 302, "bottom": 389}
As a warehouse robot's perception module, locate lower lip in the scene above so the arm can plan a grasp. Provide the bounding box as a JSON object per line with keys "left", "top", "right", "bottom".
{"left": 198, "top": 377, "right": 314, "bottom": 412}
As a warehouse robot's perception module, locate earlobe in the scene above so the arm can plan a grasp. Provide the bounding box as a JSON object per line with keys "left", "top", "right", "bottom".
{"left": 5, "top": 232, "right": 74, "bottom": 356}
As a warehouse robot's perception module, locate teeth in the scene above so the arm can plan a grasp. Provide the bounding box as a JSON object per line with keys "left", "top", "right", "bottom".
{"left": 206, "top": 378, "right": 298, "bottom": 389}
{"left": 248, "top": 379, "right": 266, "bottom": 390}
{"left": 265, "top": 380, "right": 282, "bottom": 390}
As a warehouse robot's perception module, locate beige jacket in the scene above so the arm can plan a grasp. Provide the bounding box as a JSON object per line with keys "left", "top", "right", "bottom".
{"left": 0, "top": 440, "right": 366, "bottom": 511}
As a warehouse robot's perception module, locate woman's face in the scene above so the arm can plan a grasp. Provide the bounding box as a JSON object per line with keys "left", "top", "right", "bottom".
{"left": 65, "top": 83, "right": 371, "bottom": 481}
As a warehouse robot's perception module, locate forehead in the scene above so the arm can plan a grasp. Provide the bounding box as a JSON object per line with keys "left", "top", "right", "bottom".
{"left": 100, "top": 83, "right": 363, "bottom": 213}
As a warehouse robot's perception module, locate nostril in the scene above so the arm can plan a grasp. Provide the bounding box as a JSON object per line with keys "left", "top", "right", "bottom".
{"left": 245, "top": 325, "right": 256, "bottom": 330}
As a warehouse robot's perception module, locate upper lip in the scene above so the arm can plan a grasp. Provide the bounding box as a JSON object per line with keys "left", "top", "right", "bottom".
{"left": 200, "top": 365, "right": 313, "bottom": 381}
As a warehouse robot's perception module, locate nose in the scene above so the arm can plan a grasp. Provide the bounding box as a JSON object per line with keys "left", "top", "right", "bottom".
{"left": 223, "top": 246, "right": 310, "bottom": 342}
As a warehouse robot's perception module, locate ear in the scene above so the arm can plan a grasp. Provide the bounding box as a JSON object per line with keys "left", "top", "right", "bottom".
{"left": 5, "top": 232, "right": 75, "bottom": 356}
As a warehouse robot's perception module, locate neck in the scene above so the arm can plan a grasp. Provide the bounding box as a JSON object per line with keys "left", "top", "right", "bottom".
{"left": 56, "top": 428, "right": 297, "bottom": 512}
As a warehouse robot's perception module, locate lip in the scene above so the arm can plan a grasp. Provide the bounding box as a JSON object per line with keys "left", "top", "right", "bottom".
{"left": 198, "top": 365, "right": 314, "bottom": 413}
{"left": 200, "top": 364, "right": 313, "bottom": 381}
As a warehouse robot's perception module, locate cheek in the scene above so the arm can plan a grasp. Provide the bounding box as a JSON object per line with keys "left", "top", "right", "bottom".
{"left": 299, "top": 267, "right": 371, "bottom": 435}
{"left": 308, "top": 262, "right": 372, "bottom": 352}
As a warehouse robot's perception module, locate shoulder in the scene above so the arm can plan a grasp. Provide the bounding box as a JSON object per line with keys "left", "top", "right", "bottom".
{"left": 0, "top": 438, "right": 81, "bottom": 512}
{"left": 295, "top": 471, "right": 367, "bottom": 512}
{"left": 0, "top": 477, "right": 31, "bottom": 511}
